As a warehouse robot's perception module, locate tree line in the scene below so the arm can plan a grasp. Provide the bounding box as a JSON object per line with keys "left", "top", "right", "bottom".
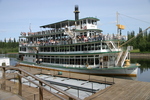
{"left": 0, "top": 38, "right": 19, "bottom": 54}
{"left": 127, "top": 27, "right": 150, "bottom": 52}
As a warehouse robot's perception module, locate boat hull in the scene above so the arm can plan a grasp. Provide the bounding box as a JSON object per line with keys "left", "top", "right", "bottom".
{"left": 54, "top": 67, "right": 138, "bottom": 77}
{"left": 19, "top": 63, "right": 138, "bottom": 77}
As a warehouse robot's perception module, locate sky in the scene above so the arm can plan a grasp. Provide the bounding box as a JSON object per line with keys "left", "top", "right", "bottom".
{"left": 0, "top": 0, "right": 150, "bottom": 41}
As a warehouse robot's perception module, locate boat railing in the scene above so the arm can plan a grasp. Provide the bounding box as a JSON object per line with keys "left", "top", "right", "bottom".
{"left": 19, "top": 35, "right": 127, "bottom": 47}
{"left": 20, "top": 29, "right": 66, "bottom": 37}
{"left": 120, "top": 47, "right": 130, "bottom": 67}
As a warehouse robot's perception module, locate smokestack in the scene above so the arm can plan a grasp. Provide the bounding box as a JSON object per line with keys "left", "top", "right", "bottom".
{"left": 74, "top": 5, "right": 80, "bottom": 20}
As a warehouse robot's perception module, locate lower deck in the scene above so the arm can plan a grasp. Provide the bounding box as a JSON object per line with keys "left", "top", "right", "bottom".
{"left": 20, "top": 53, "right": 118, "bottom": 69}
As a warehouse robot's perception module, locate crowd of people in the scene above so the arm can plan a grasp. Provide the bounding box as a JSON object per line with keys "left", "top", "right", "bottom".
{"left": 19, "top": 33, "right": 127, "bottom": 47}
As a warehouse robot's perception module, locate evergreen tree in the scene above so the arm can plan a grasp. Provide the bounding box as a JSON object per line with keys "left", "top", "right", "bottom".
{"left": 0, "top": 38, "right": 19, "bottom": 54}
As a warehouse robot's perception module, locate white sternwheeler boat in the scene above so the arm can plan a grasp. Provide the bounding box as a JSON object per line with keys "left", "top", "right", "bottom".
{"left": 18, "top": 5, "right": 140, "bottom": 77}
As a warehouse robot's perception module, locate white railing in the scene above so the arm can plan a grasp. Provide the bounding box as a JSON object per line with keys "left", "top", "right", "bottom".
{"left": 120, "top": 47, "right": 130, "bottom": 67}
{"left": 115, "top": 51, "right": 123, "bottom": 66}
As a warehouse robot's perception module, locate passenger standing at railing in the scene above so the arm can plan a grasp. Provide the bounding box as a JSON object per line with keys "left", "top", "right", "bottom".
{"left": 96, "top": 35, "right": 99, "bottom": 40}
{"left": 106, "top": 34, "right": 110, "bottom": 40}
{"left": 94, "top": 35, "right": 97, "bottom": 41}
{"left": 39, "top": 59, "right": 42, "bottom": 64}
{"left": 37, "top": 41, "right": 40, "bottom": 45}
{"left": 30, "top": 41, "right": 33, "bottom": 44}
{"left": 88, "top": 36, "right": 91, "bottom": 41}
{"left": 103, "top": 35, "right": 106, "bottom": 40}
{"left": 92, "top": 35, "right": 95, "bottom": 41}
{"left": 99, "top": 33, "right": 103, "bottom": 40}
{"left": 82, "top": 35, "right": 84, "bottom": 41}
{"left": 84, "top": 36, "right": 88, "bottom": 42}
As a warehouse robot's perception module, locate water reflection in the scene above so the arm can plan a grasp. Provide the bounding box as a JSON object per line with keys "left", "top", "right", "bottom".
{"left": 131, "top": 58, "right": 150, "bottom": 82}
{"left": 131, "top": 58, "right": 150, "bottom": 74}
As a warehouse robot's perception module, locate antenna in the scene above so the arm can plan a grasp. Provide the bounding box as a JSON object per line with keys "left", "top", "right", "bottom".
{"left": 116, "top": 12, "right": 119, "bottom": 35}
{"left": 29, "top": 23, "right": 32, "bottom": 32}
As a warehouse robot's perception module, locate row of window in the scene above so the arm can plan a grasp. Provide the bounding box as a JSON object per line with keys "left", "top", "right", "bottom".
{"left": 40, "top": 55, "right": 100, "bottom": 65}
{"left": 39, "top": 43, "right": 108, "bottom": 52}
{"left": 20, "top": 43, "right": 108, "bottom": 52}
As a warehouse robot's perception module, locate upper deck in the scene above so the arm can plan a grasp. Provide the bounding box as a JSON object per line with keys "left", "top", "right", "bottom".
{"left": 40, "top": 17, "right": 99, "bottom": 29}
{"left": 19, "top": 17, "right": 101, "bottom": 38}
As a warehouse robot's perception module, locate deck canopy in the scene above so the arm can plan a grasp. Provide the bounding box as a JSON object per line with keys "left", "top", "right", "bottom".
{"left": 40, "top": 20, "right": 75, "bottom": 28}
{"left": 40, "top": 17, "right": 100, "bottom": 29}
{"left": 79, "top": 17, "right": 99, "bottom": 21}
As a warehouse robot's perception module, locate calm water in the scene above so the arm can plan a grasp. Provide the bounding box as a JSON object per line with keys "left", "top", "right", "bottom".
{"left": 131, "top": 58, "right": 150, "bottom": 82}
{"left": 2, "top": 54, "right": 150, "bottom": 82}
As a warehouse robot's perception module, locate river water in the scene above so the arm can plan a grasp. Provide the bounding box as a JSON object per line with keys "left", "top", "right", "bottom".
{"left": 131, "top": 58, "right": 150, "bottom": 82}
{"left": 1, "top": 54, "right": 150, "bottom": 82}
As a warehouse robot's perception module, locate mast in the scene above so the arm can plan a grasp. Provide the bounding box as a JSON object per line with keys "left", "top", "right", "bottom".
{"left": 116, "top": 12, "right": 125, "bottom": 36}
{"left": 116, "top": 12, "right": 119, "bottom": 35}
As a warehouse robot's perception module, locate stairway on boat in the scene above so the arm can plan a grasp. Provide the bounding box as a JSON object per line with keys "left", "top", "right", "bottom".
{"left": 115, "top": 46, "right": 132, "bottom": 67}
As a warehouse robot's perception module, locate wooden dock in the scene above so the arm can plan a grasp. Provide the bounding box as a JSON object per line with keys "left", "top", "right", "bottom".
{"left": 1, "top": 65, "right": 150, "bottom": 100}
{"left": 85, "top": 78, "right": 150, "bottom": 100}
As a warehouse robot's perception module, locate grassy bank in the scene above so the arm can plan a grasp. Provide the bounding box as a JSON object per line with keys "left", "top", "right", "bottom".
{"left": 0, "top": 47, "right": 18, "bottom": 54}
{"left": 130, "top": 49, "right": 150, "bottom": 53}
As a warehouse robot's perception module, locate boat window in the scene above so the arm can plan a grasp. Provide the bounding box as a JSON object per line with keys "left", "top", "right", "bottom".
{"left": 84, "top": 32, "right": 87, "bottom": 36}
{"left": 103, "top": 56, "right": 108, "bottom": 61}
{"left": 91, "top": 20, "right": 94, "bottom": 24}
{"left": 95, "top": 55, "right": 99, "bottom": 57}
{"left": 88, "top": 58, "right": 94, "bottom": 65}
{"left": 91, "top": 44, "right": 95, "bottom": 50}
{"left": 88, "top": 19, "right": 91, "bottom": 24}
{"left": 77, "top": 21, "right": 79, "bottom": 25}
{"left": 83, "top": 20, "right": 86, "bottom": 24}
{"left": 88, "top": 44, "right": 91, "bottom": 51}
{"left": 95, "top": 58, "right": 99, "bottom": 64}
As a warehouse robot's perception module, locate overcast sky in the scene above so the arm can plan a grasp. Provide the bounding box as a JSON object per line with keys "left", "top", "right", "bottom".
{"left": 0, "top": 0, "right": 150, "bottom": 40}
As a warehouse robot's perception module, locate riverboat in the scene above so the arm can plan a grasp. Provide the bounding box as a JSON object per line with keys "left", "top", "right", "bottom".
{"left": 18, "top": 6, "right": 140, "bottom": 76}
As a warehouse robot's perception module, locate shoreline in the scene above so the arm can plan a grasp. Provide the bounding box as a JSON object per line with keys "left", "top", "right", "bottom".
{"left": 130, "top": 53, "right": 150, "bottom": 58}
{"left": 4, "top": 52, "right": 150, "bottom": 58}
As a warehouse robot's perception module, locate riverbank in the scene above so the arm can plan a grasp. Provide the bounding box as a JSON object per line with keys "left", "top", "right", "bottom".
{"left": 130, "top": 53, "right": 150, "bottom": 58}
{"left": 2, "top": 52, "right": 150, "bottom": 59}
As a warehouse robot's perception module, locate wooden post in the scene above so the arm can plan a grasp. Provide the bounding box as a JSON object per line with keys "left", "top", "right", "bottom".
{"left": 69, "top": 97, "right": 74, "bottom": 100}
{"left": 39, "top": 81, "right": 43, "bottom": 100}
{"left": 2, "top": 67, "right": 6, "bottom": 90}
{"left": 18, "top": 70, "right": 22, "bottom": 96}
{"left": 105, "top": 78, "right": 106, "bottom": 88}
